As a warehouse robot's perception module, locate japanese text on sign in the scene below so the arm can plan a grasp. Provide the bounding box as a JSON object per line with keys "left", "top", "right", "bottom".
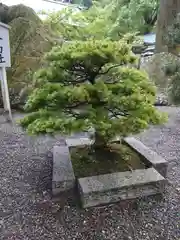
{"left": 0, "top": 22, "right": 11, "bottom": 67}
{"left": 0, "top": 37, "right": 6, "bottom": 64}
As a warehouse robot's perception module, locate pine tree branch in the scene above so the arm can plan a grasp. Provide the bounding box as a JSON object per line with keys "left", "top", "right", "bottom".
{"left": 105, "top": 78, "right": 121, "bottom": 84}
{"left": 58, "top": 65, "right": 89, "bottom": 84}
{"left": 65, "top": 101, "right": 88, "bottom": 109}
{"left": 63, "top": 109, "right": 80, "bottom": 118}
{"left": 59, "top": 63, "right": 123, "bottom": 85}
{"left": 65, "top": 99, "right": 109, "bottom": 111}
{"left": 107, "top": 107, "right": 129, "bottom": 118}
{"left": 150, "top": 8, "right": 158, "bottom": 26}
{"left": 99, "top": 64, "right": 123, "bottom": 75}
{"left": 66, "top": 78, "right": 88, "bottom": 85}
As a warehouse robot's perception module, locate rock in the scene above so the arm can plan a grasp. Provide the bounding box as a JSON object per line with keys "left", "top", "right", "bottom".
{"left": 6, "top": 4, "right": 41, "bottom": 23}
{"left": 154, "top": 94, "right": 169, "bottom": 106}
{"left": 66, "top": 138, "right": 93, "bottom": 147}
{"left": 0, "top": 4, "right": 53, "bottom": 109}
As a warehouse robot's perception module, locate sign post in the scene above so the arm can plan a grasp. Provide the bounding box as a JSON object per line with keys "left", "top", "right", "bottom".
{"left": 0, "top": 22, "right": 12, "bottom": 122}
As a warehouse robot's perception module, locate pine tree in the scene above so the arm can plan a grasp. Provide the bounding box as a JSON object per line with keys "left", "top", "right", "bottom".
{"left": 21, "top": 40, "right": 165, "bottom": 149}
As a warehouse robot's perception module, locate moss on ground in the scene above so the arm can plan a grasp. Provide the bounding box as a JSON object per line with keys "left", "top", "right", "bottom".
{"left": 70, "top": 143, "right": 146, "bottom": 178}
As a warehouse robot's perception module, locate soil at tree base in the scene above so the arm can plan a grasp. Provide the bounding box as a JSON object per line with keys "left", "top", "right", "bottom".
{"left": 70, "top": 143, "right": 146, "bottom": 178}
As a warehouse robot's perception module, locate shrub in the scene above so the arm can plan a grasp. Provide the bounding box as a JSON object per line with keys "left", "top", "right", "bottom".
{"left": 21, "top": 40, "right": 165, "bottom": 149}
{"left": 164, "top": 60, "right": 180, "bottom": 104}
{"left": 164, "top": 14, "right": 180, "bottom": 48}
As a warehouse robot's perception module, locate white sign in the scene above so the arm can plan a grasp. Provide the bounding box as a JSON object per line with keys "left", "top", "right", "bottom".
{"left": 0, "top": 22, "right": 12, "bottom": 122}
{"left": 0, "top": 22, "right": 11, "bottom": 67}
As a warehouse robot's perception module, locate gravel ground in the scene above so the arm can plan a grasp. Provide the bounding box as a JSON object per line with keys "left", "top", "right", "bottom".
{"left": 0, "top": 107, "right": 180, "bottom": 240}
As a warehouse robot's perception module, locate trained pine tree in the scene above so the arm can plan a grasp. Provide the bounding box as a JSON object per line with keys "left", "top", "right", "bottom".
{"left": 21, "top": 40, "right": 165, "bottom": 149}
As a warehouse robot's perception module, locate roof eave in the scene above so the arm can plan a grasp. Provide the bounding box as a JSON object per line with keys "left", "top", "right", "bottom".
{"left": 0, "top": 22, "right": 11, "bottom": 29}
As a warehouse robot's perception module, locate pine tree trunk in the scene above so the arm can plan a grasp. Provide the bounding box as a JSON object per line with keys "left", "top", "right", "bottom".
{"left": 93, "top": 131, "right": 107, "bottom": 150}
{"left": 155, "top": 0, "right": 180, "bottom": 53}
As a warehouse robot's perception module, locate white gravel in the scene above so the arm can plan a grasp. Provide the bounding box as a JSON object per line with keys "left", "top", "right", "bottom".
{"left": 0, "top": 107, "right": 180, "bottom": 240}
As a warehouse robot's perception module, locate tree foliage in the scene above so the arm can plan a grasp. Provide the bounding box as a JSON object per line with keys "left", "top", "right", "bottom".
{"left": 109, "top": 0, "right": 158, "bottom": 37}
{"left": 43, "top": 4, "right": 111, "bottom": 40}
{"left": 21, "top": 40, "right": 165, "bottom": 147}
{"left": 43, "top": 0, "right": 159, "bottom": 41}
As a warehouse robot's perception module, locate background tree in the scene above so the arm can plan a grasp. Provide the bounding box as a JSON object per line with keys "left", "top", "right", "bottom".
{"left": 156, "top": 0, "right": 180, "bottom": 53}
{"left": 21, "top": 40, "right": 164, "bottom": 150}
{"left": 43, "top": 3, "right": 113, "bottom": 40}
{"left": 44, "top": 0, "right": 159, "bottom": 41}
{"left": 109, "top": 0, "right": 158, "bottom": 38}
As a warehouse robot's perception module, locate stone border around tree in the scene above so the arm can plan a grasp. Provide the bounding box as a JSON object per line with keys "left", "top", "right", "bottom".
{"left": 123, "top": 137, "right": 168, "bottom": 178}
{"left": 78, "top": 167, "right": 166, "bottom": 208}
{"left": 52, "top": 137, "right": 168, "bottom": 208}
{"left": 52, "top": 145, "right": 75, "bottom": 196}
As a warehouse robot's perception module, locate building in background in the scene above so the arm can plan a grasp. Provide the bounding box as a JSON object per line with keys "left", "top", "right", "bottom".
{"left": 43, "top": 0, "right": 92, "bottom": 8}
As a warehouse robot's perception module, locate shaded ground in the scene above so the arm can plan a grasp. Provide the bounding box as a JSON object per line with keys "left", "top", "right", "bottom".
{"left": 0, "top": 107, "right": 180, "bottom": 240}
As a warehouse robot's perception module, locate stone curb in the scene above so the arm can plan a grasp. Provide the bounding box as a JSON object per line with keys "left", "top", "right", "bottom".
{"left": 123, "top": 137, "right": 168, "bottom": 178}
{"left": 52, "top": 145, "right": 75, "bottom": 196}
{"left": 52, "top": 137, "right": 168, "bottom": 208}
{"left": 52, "top": 138, "right": 91, "bottom": 196}
{"left": 78, "top": 168, "right": 166, "bottom": 208}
